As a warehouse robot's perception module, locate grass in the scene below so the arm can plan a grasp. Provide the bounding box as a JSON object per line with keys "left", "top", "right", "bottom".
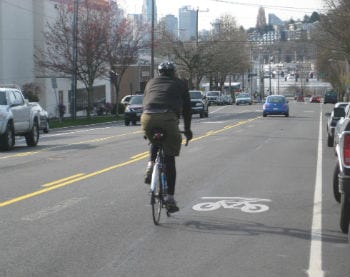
{"left": 49, "top": 114, "right": 123, "bottom": 129}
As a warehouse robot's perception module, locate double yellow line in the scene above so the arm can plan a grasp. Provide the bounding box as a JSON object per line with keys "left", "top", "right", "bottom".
{"left": 0, "top": 117, "right": 259, "bottom": 207}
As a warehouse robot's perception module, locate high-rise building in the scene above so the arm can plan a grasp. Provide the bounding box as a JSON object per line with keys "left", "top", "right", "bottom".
{"left": 178, "top": 6, "right": 197, "bottom": 41}
{"left": 142, "top": 0, "right": 157, "bottom": 25}
{"left": 160, "top": 14, "right": 178, "bottom": 39}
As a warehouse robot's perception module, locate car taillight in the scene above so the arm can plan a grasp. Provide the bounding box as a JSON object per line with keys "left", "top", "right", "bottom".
{"left": 343, "top": 134, "right": 350, "bottom": 166}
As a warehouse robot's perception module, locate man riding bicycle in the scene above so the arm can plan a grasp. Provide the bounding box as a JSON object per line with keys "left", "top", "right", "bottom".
{"left": 141, "top": 61, "right": 193, "bottom": 213}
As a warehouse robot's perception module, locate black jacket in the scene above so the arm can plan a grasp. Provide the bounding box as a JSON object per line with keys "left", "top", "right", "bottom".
{"left": 143, "top": 76, "right": 192, "bottom": 130}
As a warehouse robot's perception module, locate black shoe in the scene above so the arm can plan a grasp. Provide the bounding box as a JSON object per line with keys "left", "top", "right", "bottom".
{"left": 144, "top": 164, "right": 153, "bottom": 184}
{"left": 166, "top": 198, "right": 179, "bottom": 213}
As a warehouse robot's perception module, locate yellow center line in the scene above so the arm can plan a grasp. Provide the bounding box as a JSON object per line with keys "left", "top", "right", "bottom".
{"left": 0, "top": 117, "right": 260, "bottom": 207}
{"left": 42, "top": 173, "right": 86, "bottom": 187}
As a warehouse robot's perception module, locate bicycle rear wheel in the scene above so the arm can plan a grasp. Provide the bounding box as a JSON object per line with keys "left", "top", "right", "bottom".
{"left": 151, "top": 167, "right": 162, "bottom": 225}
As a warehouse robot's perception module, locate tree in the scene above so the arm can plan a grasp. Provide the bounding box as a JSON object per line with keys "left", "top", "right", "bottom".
{"left": 106, "top": 15, "right": 146, "bottom": 115}
{"left": 256, "top": 7, "right": 267, "bottom": 34}
{"left": 320, "top": 0, "right": 350, "bottom": 61}
{"left": 312, "top": 0, "right": 350, "bottom": 98}
{"left": 207, "top": 15, "right": 250, "bottom": 91}
{"left": 156, "top": 30, "right": 212, "bottom": 89}
{"left": 22, "top": 83, "right": 40, "bottom": 102}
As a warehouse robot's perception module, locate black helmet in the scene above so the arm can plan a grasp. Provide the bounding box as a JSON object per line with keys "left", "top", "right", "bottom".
{"left": 158, "top": 61, "right": 175, "bottom": 77}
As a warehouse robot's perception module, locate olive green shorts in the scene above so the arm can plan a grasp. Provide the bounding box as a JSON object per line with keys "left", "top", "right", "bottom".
{"left": 141, "top": 112, "right": 182, "bottom": 156}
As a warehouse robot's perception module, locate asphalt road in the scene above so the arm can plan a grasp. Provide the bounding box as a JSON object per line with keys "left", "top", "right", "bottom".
{"left": 0, "top": 101, "right": 349, "bottom": 277}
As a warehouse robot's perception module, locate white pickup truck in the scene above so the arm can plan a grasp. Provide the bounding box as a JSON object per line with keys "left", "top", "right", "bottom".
{"left": 0, "top": 87, "right": 40, "bottom": 150}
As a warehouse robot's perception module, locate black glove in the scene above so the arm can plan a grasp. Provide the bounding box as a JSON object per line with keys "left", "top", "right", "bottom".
{"left": 184, "top": 129, "right": 193, "bottom": 141}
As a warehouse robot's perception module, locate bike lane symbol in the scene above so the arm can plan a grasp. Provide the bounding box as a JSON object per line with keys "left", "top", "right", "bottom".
{"left": 192, "top": 197, "right": 271, "bottom": 213}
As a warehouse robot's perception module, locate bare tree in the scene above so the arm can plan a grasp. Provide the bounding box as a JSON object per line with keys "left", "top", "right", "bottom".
{"left": 256, "top": 7, "right": 267, "bottom": 34}
{"left": 312, "top": 0, "right": 350, "bottom": 97}
{"left": 207, "top": 15, "right": 250, "bottom": 91}
{"left": 106, "top": 16, "right": 146, "bottom": 114}
{"left": 156, "top": 30, "right": 212, "bottom": 89}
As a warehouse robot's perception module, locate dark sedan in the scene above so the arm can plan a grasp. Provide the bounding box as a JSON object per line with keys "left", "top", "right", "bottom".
{"left": 189, "top": 90, "right": 209, "bottom": 118}
{"left": 124, "top": 95, "right": 143, "bottom": 126}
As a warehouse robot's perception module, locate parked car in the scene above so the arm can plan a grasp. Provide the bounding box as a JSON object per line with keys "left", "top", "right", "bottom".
{"left": 324, "top": 90, "right": 337, "bottom": 104}
{"left": 326, "top": 102, "right": 348, "bottom": 147}
{"left": 206, "top": 91, "right": 223, "bottom": 105}
{"left": 29, "top": 102, "right": 49, "bottom": 133}
{"left": 235, "top": 93, "right": 252, "bottom": 105}
{"left": 309, "top": 95, "right": 321, "bottom": 103}
{"left": 333, "top": 118, "right": 350, "bottom": 237}
{"left": 262, "top": 95, "right": 289, "bottom": 117}
{"left": 333, "top": 104, "right": 350, "bottom": 150}
{"left": 124, "top": 95, "right": 143, "bottom": 126}
{"left": 222, "top": 94, "right": 233, "bottom": 105}
{"left": 189, "top": 90, "right": 209, "bottom": 118}
{"left": 121, "top": 95, "right": 132, "bottom": 106}
{"left": 0, "top": 87, "right": 40, "bottom": 150}
{"left": 295, "top": 95, "right": 304, "bottom": 102}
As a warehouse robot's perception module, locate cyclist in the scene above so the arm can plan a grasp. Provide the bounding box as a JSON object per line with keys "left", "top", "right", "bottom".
{"left": 141, "top": 61, "right": 193, "bottom": 213}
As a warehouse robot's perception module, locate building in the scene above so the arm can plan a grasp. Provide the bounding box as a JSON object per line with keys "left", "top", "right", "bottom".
{"left": 160, "top": 14, "right": 178, "bottom": 39}
{"left": 178, "top": 6, "right": 197, "bottom": 41}
{"left": 0, "top": 0, "right": 140, "bottom": 118}
{"left": 142, "top": 0, "right": 157, "bottom": 25}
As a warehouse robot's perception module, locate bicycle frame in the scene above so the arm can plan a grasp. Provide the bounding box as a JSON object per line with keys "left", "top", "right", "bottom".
{"left": 149, "top": 130, "right": 169, "bottom": 225}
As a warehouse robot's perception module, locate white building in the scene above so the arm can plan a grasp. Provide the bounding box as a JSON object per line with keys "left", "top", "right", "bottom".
{"left": 0, "top": 0, "right": 115, "bottom": 118}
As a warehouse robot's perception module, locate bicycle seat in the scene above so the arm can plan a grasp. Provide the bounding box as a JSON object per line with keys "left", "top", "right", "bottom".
{"left": 151, "top": 128, "right": 167, "bottom": 142}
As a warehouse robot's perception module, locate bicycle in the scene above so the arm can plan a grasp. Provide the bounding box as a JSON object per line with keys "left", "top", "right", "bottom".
{"left": 148, "top": 128, "right": 188, "bottom": 225}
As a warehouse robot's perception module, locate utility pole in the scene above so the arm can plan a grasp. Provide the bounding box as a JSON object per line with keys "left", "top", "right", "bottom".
{"left": 196, "top": 8, "right": 209, "bottom": 47}
{"left": 71, "top": 0, "right": 78, "bottom": 120}
{"left": 151, "top": 0, "right": 154, "bottom": 78}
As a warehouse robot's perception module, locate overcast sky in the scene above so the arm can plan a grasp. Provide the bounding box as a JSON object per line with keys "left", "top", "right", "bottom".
{"left": 119, "top": 0, "right": 327, "bottom": 30}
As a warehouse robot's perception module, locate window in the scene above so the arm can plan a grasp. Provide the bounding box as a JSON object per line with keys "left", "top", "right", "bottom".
{"left": 0, "top": 91, "right": 7, "bottom": 105}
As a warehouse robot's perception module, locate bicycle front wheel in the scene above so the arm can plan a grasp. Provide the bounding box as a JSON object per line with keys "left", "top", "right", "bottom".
{"left": 151, "top": 167, "right": 162, "bottom": 225}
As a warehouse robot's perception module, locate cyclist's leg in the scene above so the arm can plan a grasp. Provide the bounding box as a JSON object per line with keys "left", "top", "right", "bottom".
{"left": 165, "top": 155, "right": 176, "bottom": 195}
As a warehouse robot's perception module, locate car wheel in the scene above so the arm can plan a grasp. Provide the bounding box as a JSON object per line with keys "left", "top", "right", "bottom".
{"left": 333, "top": 162, "right": 341, "bottom": 203}
{"left": 200, "top": 111, "right": 204, "bottom": 118}
{"left": 340, "top": 193, "right": 350, "bottom": 233}
{"left": 0, "top": 122, "right": 15, "bottom": 151}
{"left": 285, "top": 113, "right": 289, "bottom": 117}
{"left": 327, "top": 134, "right": 334, "bottom": 147}
{"left": 263, "top": 113, "right": 267, "bottom": 117}
{"left": 25, "top": 120, "right": 39, "bottom": 147}
{"left": 125, "top": 120, "right": 130, "bottom": 126}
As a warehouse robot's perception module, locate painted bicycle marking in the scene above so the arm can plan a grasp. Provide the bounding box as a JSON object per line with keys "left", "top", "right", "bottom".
{"left": 192, "top": 197, "right": 271, "bottom": 213}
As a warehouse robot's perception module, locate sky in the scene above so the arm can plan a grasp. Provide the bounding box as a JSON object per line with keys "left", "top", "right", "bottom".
{"left": 118, "top": 0, "right": 328, "bottom": 30}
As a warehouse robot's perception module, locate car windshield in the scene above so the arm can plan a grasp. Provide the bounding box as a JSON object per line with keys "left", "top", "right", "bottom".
{"left": 0, "top": 91, "right": 7, "bottom": 105}
{"left": 267, "top": 96, "right": 285, "bottom": 103}
{"left": 333, "top": 107, "right": 345, "bottom": 117}
{"left": 237, "top": 93, "right": 250, "bottom": 98}
{"left": 190, "top": 91, "right": 202, "bottom": 99}
{"left": 129, "top": 95, "right": 143, "bottom": 105}
{"left": 207, "top": 91, "right": 220, "bottom": 96}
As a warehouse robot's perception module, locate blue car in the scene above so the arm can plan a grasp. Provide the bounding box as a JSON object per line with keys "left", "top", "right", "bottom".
{"left": 263, "top": 95, "right": 289, "bottom": 117}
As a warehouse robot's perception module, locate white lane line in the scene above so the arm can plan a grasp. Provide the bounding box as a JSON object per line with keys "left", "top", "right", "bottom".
{"left": 307, "top": 108, "right": 325, "bottom": 277}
